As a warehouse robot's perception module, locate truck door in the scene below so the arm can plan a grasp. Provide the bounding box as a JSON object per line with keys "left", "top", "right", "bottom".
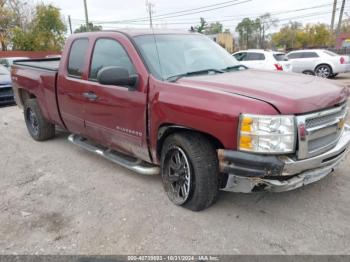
{"left": 82, "top": 36, "right": 150, "bottom": 161}
{"left": 57, "top": 38, "right": 90, "bottom": 136}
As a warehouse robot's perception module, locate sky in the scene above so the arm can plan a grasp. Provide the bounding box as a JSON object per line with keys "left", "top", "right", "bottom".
{"left": 39, "top": 0, "right": 350, "bottom": 34}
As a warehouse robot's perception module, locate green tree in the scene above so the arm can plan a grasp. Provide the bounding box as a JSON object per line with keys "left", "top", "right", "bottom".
{"left": 74, "top": 22, "right": 102, "bottom": 33}
{"left": 235, "top": 18, "right": 259, "bottom": 49}
{"left": 205, "top": 21, "right": 223, "bottom": 34}
{"left": 12, "top": 3, "right": 66, "bottom": 51}
{"left": 272, "top": 22, "right": 334, "bottom": 50}
{"left": 194, "top": 17, "right": 207, "bottom": 33}
{"left": 305, "top": 24, "right": 334, "bottom": 47}
{"left": 256, "top": 13, "right": 278, "bottom": 48}
{"left": 0, "top": 0, "right": 17, "bottom": 50}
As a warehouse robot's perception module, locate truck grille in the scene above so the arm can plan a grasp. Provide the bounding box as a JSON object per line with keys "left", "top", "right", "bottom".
{"left": 296, "top": 104, "right": 348, "bottom": 159}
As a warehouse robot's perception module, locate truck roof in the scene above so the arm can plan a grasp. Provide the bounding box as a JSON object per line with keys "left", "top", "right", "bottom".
{"left": 72, "top": 29, "right": 196, "bottom": 38}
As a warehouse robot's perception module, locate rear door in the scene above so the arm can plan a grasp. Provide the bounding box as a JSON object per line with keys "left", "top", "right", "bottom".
{"left": 82, "top": 35, "right": 150, "bottom": 161}
{"left": 300, "top": 52, "right": 320, "bottom": 72}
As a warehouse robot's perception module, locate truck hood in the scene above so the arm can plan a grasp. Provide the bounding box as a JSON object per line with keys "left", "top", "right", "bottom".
{"left": 178, "top": 69, "right": 349, "bottom": 114}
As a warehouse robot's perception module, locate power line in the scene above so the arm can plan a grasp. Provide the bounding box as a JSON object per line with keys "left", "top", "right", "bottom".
{"left": 92, "top": 0, "right": 251, "bottom": 24}
{"left": 80, "top": 1, "right": 342, "bottom": 26}
{"left": 89, "top": 3, "right": 347, "bottom": 27}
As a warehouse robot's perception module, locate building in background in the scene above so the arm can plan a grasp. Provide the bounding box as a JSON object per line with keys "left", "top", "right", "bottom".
{"left": 207, "top": 32, "right": 235, "bottom": 53}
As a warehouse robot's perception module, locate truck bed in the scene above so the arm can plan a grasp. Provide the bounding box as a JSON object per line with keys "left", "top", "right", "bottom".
{"left": 13, "top": 58, "right": 60, "bottom": 71}
{"left": 11, "top": 57, "right": 64, "bottom": 128}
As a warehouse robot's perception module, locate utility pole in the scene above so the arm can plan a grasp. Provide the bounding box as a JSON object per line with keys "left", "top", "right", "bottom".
{"left": 337, "top": 0, "right": 346, "bottom": 34}
{"left": 68, "top": 15, "right": 73, "bottom": 34}
{"left": 146, "top": 1, "right": 154, "bottom": 29}
{"left": 83, "top": 0, "right": 90, "bottom": 31}
{"left": 331, "top": 0, "right": 338, "bottom": 32}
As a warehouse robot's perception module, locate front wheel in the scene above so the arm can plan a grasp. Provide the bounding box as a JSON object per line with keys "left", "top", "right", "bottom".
{"left": 160, "top": 132, "right": 219, "bottom": 211}
{"left": 315, "top": 65, "right": 332, "bottom": 78}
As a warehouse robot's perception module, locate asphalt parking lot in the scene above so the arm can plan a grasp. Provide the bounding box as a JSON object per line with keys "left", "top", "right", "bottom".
{"left": 1, "top": 75, "right": 350, "bottom": 255}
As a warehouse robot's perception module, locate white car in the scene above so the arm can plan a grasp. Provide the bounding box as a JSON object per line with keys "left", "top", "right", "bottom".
{"left": 286, "top": 49, "right": 350, "bottom": 78}
{"left": 0, "top": 57, "right": 29, "bottom": 69}
{"left": 232, "top": 50, "right": 293, "bottom": 72}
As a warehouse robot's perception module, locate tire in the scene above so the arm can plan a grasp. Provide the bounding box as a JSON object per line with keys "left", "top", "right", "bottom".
{"left": 160, "top": 132, "right": 219, "bottom": 211}
{"left": 315, "top": 64, "right": 332, "bottom": 78}
{"left": 24, "top": 99, "right": 55, "bottom": 141}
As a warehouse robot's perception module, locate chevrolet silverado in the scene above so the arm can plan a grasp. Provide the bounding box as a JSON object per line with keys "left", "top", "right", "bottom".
{"left": 11, "top": 30, "right": 350, "bottom": 211}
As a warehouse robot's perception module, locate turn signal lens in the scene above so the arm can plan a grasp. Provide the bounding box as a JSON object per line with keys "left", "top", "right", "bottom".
{"left": 239, "top": 135, "right": 252, "bottom": 150}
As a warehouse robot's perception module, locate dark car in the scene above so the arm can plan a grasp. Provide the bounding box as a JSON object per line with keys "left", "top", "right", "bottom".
{"left": 0, "top": 65, "right": 14, "bottom": 105}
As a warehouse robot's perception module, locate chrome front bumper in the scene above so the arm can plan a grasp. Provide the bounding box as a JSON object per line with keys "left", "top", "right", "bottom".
{"left": 221, "top": 125, "right": 350, "bottom": 193}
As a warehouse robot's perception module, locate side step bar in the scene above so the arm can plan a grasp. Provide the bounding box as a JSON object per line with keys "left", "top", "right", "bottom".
{"left": 68, "top": 134, "right": 160, "bottom": 176}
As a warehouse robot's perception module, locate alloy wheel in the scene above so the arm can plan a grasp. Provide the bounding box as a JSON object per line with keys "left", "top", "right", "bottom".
{"left": 162, "top": 146, "right": 192, "bottom": 205}
{"left": 26, "top": 108, "right": 39, "bottom": 136}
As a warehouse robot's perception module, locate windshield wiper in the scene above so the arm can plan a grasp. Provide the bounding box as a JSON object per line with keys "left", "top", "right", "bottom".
{"left": 166, "top": 69, "right": 224, "bottom": 82}
{"left": 223, "top": 65, "right": 248, "bottom": 71}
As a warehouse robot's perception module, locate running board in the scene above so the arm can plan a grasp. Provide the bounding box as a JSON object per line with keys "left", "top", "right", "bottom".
{"left": 68, "top": 134, "right": 160, "bottom": 176}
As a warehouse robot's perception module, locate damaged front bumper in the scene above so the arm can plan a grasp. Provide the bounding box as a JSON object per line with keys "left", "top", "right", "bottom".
{"left": 218, "top": 125, "right": 350, "bottom": 193}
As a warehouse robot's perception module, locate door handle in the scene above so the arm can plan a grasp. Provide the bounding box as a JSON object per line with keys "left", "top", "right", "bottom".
{"left": 83, "top": 91, "right": 98, "bottom": 101}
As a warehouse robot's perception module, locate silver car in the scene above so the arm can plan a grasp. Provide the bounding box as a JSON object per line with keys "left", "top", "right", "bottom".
{"left": 286, "top": 49, "right": 350, "bottom": 78}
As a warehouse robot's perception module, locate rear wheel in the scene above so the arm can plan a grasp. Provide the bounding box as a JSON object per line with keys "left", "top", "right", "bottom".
{"left": 315, "top": 64, "right": 332, "bottom": 78}
{"left": 160, "top": 132, "right": 219, "bottom": 211}
{"left": 24, "top": 99, "right": 55, "bottom": 141}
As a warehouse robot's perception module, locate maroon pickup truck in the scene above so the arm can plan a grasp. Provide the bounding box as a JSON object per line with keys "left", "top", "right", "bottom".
{"left": 11, "top": 30, "right": 350, "bottom": 211}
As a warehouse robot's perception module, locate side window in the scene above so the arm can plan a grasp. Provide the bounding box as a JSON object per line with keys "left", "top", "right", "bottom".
{"left": 67, "top": 38, "right": 89, "bottom": 78}
{"left": 302, "top": 52, "right": 319, "bottom": 58}
{"left": 287, "top": 53, "right": 302, "bottom": 59}
{"left": 234, "top": 52, "right": 247, "bottom": 61}
{"left": 89, "top": 38, "right": 136, "bottom": 80}
{"left": 245, "top": 52, "right": 265, "bottom": 61}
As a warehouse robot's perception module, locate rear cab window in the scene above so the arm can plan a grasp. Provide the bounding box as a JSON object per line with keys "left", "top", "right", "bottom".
{"left": 67, "top": 38, "right": 89, "bottom": 78}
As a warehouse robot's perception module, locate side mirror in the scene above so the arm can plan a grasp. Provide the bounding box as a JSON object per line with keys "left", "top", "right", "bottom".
{"left": 97, "top": 66, "right": 138, "bottom": 91}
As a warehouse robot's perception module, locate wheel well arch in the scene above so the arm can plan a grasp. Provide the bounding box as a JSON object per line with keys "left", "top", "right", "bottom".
{"left": 18, "top": 89, "right": 36, "bottom": 106}
{"left": 314, "top": 63, "right": 333, "bottom": 73}
{"left": 156, "top": 124, "right": 224, "bottom": 159}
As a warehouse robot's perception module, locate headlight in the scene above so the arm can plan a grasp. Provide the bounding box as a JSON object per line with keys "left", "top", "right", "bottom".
{"left": 238, "top": 114, "right": 296, "bottom": 154}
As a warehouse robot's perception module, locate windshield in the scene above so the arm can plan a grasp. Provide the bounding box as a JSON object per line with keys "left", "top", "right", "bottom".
{"left": 134, "top": 34, "right": 241, "bottom": 80}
